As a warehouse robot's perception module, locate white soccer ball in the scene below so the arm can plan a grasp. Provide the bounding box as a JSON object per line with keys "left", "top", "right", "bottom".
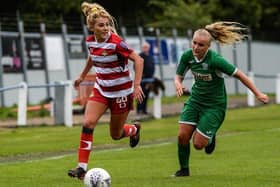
{"left": 84, "top": 168, "right": 111, "bottom": 187}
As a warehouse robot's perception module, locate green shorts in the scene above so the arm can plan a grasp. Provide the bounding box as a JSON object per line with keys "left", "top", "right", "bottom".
{"left": 179, "top": 102, "right": 225, "bottom": 139}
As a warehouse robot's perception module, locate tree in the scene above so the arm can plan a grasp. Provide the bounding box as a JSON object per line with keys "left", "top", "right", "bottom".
{"left": 146, "top": 0, "right": 212, "bottom": 31}
{"left": 1, "top": 0, "right": 280, "bottom": 41}
{"left": 207, "top": 0, "right": 262, "bottom": 28}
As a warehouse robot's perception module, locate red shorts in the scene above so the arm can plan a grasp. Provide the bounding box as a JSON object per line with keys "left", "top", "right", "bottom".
{"left": 88, "top": 88, "right": 134, "bottom": 114}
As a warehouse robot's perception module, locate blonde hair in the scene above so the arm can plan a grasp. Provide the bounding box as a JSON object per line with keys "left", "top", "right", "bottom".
{"left": 202, "top": 21, "right": 249, "bottom": 44}
{"left": 81, "top": 2, "right": 117, "bottom": 34}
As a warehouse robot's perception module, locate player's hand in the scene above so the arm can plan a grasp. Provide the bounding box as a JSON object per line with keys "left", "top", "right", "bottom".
{"left": 174, "top": 80, "right": 185, "bottom": 97}
{"left": 134, "top": 85, "right": 145, "bottom": 103}
{"left": 74, "top": 77, "right": 83, "bottom": 89}
{"left": 256, "top": 93, "right": 269, "bottom": 104}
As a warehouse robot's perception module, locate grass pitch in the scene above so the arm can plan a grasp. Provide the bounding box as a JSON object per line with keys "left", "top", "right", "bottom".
{"left": 0, "top": 104, "right": 279, "bottom": 187}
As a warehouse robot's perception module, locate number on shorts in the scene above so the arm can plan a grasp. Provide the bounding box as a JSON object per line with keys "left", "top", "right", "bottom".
{"left": 116, "top": 96, "right": 127, "bottom": 108}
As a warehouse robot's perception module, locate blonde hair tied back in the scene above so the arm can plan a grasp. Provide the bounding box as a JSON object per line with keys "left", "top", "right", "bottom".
{"left": 204, "top": 21, "right": 249, "bottom": 45}
{"left": 81, "top": 1, "right": 117, "bottom": 34}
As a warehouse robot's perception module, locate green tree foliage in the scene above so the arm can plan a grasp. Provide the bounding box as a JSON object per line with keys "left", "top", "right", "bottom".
{"left": 2, "top": 0, "right": 280, "bottom": 40}
{"left": 18, "top": 0, "right": 81, "bottom": 18}
{"left": 206, "top": 0, "right": 262, "bottom": 28}
{"left": 259, "top": 0, "right": 280, "bottom": 29}
{"left": 146, "top": 0, "right": 212, "bottom": 31}
{"left": 143, "top": 0, "right": 280, "bottom": 41}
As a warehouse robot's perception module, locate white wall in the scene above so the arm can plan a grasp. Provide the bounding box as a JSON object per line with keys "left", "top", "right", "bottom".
{"left": 1, "top": 35, "right": 280, "bottom": 106}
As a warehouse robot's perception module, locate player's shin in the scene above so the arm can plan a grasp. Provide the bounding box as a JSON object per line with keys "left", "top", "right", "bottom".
{"left": 78, "top": 127, "right": 94, "bottom": 170}
{"left": 178, "top": 143, "right": 190, "bottom": 169}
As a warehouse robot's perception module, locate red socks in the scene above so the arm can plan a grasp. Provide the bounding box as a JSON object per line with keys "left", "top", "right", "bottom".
{"left": 77, "top": 125, "right": 135, "bottom": 170}
{"left": 122, "top": 124, "right": 137, "bottom": 137}
{"left": 78, "top": 127, "right": 94, "bottom": 170}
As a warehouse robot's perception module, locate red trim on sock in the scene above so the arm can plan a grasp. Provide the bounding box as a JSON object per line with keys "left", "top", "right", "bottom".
{"left": 123, "top": 124, "right": 137, "bottom": 137}
{"left": 78, "top": 132, "right": 93, "bottom": 163}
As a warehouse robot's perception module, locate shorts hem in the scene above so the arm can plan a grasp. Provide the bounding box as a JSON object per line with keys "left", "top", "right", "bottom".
{"left": 196, "top": 128, "right": 211, "bottom": 139}
{"left": 178, "top": 121, "right": 197, "bottom": 125}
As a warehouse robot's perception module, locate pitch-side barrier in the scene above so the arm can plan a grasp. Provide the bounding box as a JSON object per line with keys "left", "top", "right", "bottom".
{"left": 247, "top": 72, "right": 280, "bottom": 106}
{"left": 1, "top": 73, "right": 280, "bottom": 126}
{"left": 0, "top": 81, "right": 73, "bottom": 127}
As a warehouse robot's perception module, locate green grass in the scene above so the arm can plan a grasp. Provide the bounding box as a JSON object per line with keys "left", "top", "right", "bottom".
{"left": 0, "top": 105, "right": 50, "bottom": 120}
{"left": 0, "top": 104, "right": 279, "bottom": 187}
{"left": 0, "top": 94, "right": 266, "bottom": 120}
{"left": 1, "top": 95, "right": 187, "bottom": 120}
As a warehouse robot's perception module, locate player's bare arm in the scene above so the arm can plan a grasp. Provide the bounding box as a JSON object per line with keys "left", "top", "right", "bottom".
{"left": 174, "top": 75, "right": 185, "bottom": 97}
{"left": 234, "top": 69, "right": 269, "bottom": 104}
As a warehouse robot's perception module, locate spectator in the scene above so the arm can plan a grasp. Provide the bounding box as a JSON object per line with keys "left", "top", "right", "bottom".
{"left": 137, "top": 42, "right": 155, "bottom": 114}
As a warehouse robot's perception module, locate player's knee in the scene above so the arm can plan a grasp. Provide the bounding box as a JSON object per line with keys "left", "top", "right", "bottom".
{"left": 178, "top": 133, "right": 188, "bottom": 145}
{"left": 83, "top": 119, "right": 97, "bottom": 129}
{"left": 110, "top": 132, "right": 122, "bottom": 140}
{"left": 193, "top": 142, "right": 204, "bottom": 150}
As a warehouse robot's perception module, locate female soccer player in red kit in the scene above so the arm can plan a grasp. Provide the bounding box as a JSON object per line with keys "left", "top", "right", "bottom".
{"left": 68, "top": 2, "right": 144, "bottom": 180}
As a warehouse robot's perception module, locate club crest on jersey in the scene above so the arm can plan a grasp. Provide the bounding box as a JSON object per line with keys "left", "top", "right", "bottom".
{"left": 101, "top": 50, "right": 108, "bottom": 56}
{"left": 120, "top": 41, "right": 128, "bottom": 50}
{"left": 189, "top": 60, "right": 195, "bottom": 64}
{"left": 202, "top": 63, "right": 209, "bottom": 70}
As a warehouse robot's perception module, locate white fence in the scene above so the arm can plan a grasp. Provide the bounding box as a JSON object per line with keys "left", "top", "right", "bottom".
{"left": 0, "top": 81, "right": 73, "bottom": 127}
{"left": 0, "top": 72, "right": 279, "bottom": 126}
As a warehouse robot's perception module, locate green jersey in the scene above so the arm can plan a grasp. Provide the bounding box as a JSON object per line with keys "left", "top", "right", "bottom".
{"left": 176, "top": 49, "right": 237, "bottom": 110}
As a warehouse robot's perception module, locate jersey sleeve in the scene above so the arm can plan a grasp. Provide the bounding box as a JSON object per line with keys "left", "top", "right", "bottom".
{"left": 212, "top": 55, "right": 237, "bottom": 76}
{"left": 116, "top": 40, "right": 133, "bottom": 58}
{"left": 176, "top": 50, "right": 191, "bottom": 77}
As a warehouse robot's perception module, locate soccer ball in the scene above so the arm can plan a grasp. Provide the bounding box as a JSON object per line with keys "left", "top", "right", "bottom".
{"left": 84, "top": 168, "right": 111, "bottom": 187}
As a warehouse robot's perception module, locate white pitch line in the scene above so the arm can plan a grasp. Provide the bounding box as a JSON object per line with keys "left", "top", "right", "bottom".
{"left": 0, "top": 141, "right": 173, "bottom": 166}
{"left": 1, "top": 127, "right": 279, "bottom": 166}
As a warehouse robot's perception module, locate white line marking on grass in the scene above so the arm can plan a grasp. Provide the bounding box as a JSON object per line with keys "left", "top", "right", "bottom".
{"left": 0, "top": 142, "right": 173, "bottom": 166}
{"left": 1, "top": 127, "right": 279, "bottom": 166}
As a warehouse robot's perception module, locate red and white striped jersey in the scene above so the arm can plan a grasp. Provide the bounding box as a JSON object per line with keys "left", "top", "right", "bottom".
{"left": 86, "top": 32, "right": 133, "bottom": 98}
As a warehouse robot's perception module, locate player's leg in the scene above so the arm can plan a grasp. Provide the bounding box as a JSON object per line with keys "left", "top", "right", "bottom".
{"left": 79, "top": 101, "right": 108, "bottom": 166}
{"left": 194, "top": 108, "right": 225, "bottom": 154}
{"left": 68, "top": 89, "right": 108, "bottom": 180}
{"left": 141, "top": 83, "right": 150, "bottom": 114}
{"left": 174, "top": 103, "right": 198, "bottom": 177}
{"left": 137, "top": 82, "right": 149, "bottom": 114}
{"left": 193, "top": 128, "right": 216, "bottom": 154}
{"left": 109, "top": 94, "right": 141, "bottom": 147}
{"left": 174, "top": 124, "right": 196, "bottom": 177}
{"left": 109, "top": 112, "right": 141, "bottom": 147}
{"left": 192, "top": 130, "right": 209, "bottom": 150}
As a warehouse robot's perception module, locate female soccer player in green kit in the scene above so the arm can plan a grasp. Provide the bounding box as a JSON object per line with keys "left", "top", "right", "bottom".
{"left": 173, "top": 22, "right": 269, "bottom": 177}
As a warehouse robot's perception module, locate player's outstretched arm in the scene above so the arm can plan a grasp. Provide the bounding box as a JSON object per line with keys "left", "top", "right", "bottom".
{"left": 234, "top": 69, "right": 269, "bottom": 104}
{"left": 129, "top": 51, "right": 144, "bottom": 103}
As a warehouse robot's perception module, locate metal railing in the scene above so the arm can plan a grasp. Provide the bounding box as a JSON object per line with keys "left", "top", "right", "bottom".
{"left": 0, "top": 81, "right": 73, "bottom": 127}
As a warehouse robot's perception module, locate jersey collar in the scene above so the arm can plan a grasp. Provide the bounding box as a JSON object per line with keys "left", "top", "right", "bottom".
{"left": 194, "top": 49, "right": 209, "bottom": 63}
{"left": 94, "top": 31, "right": 111, "bottom": 43}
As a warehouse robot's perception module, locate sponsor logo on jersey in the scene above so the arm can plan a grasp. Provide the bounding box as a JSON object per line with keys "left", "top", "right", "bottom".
{"left": 192, "top": 72, "right": 213, "bottom": 81}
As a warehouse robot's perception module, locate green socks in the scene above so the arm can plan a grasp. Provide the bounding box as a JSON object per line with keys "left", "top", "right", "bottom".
{"left": 178, "top": 143, "right": 190, "bottom": 169}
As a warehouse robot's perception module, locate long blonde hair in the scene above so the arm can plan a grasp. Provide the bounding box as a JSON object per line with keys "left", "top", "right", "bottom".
{"left": 81, "top": 2, "right": 117, "bottom": 34}
{"left": 202, "top": 21, "right": 249, "bottom": 44}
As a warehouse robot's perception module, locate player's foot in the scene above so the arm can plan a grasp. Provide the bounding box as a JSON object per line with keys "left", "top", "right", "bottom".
{"left": 205, "top": 135, "right": 216, "bottom": 154}
{"left": 173, "top": 168, "right": 190, "bottom": 177}
{"left": 130, "top": 122, "right": 141, "bottom": 148}
{"left": 68, "top": 167, "right": 86, "bottom": 180}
